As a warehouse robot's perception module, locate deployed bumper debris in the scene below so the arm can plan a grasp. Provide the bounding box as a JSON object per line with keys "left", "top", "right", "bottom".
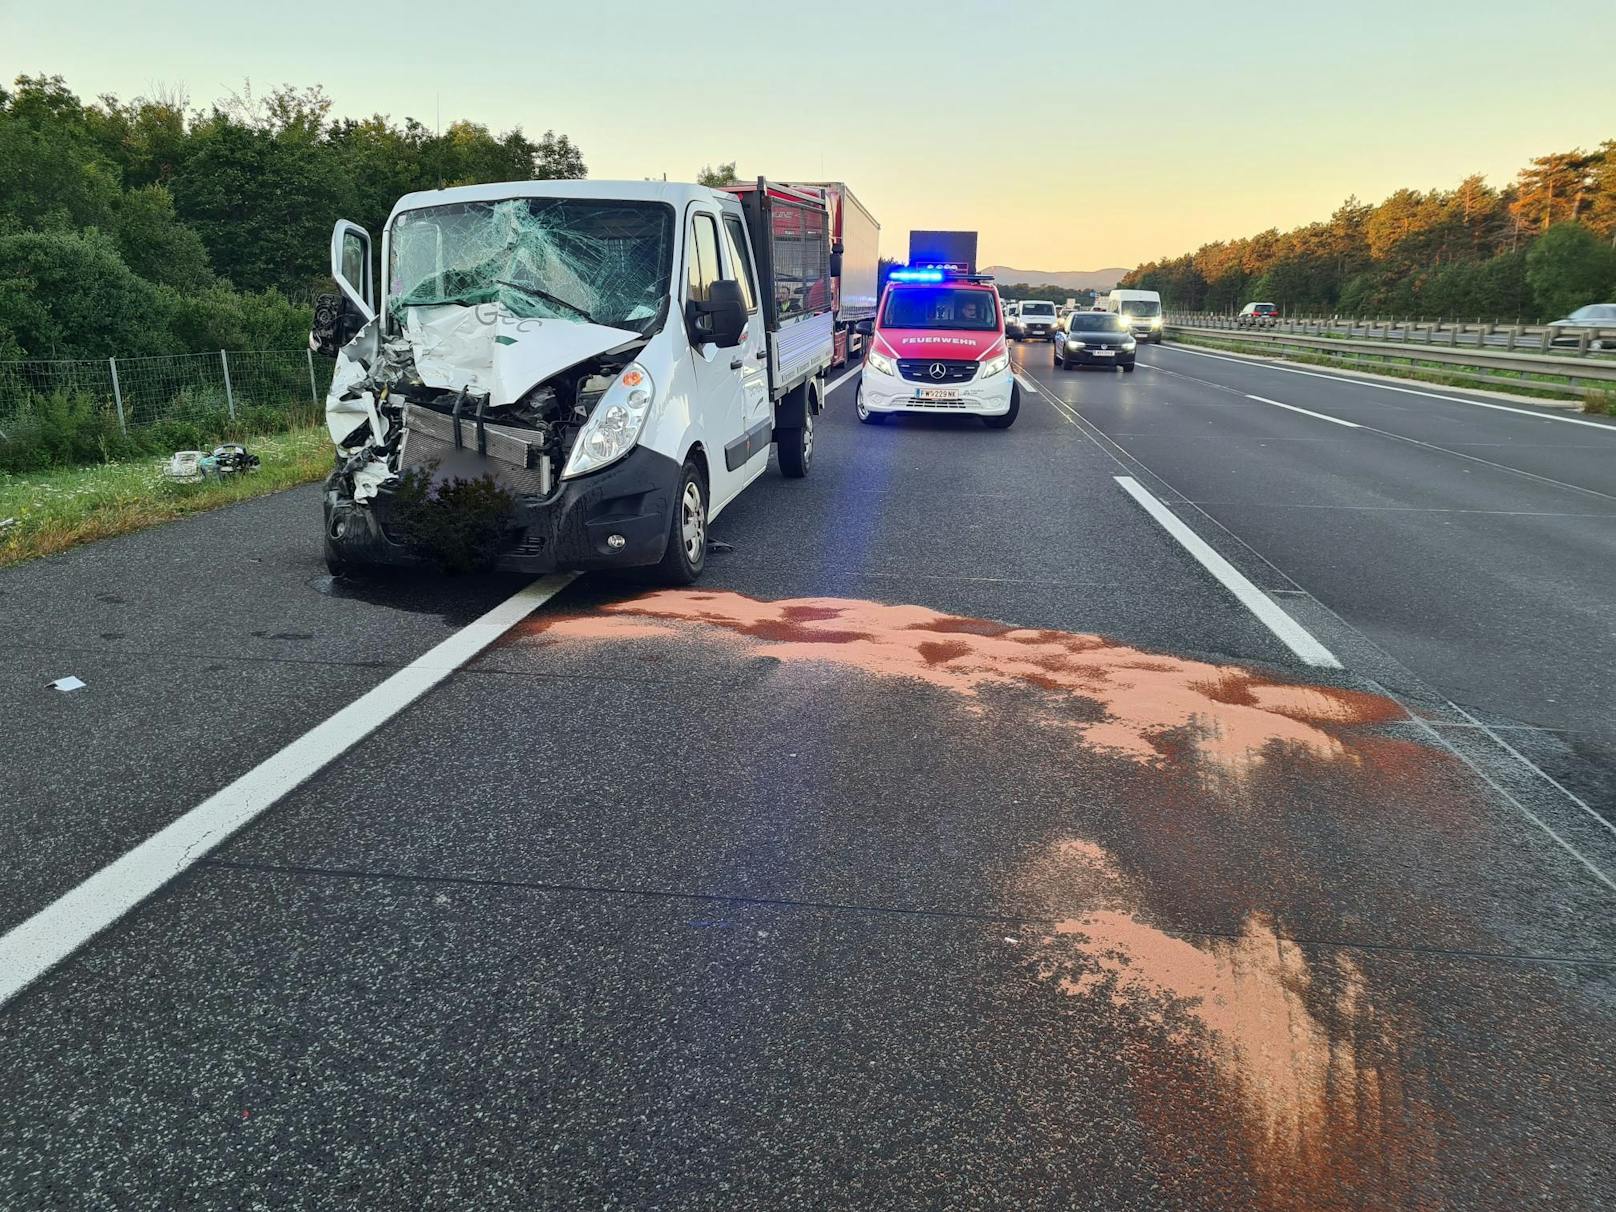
{"left": 163, "top": 445, "right": 261, "bottom": 483}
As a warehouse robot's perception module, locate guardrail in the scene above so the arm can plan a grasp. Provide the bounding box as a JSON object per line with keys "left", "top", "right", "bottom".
{"left": 1171, "top": 312, "right": 1616, "bottom": 358}
{"left": 1162, "top": 319, "right": 1616, "bottom": 399}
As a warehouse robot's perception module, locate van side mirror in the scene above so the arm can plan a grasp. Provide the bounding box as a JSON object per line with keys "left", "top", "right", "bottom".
{"left": 686, "top": 279, "right": 748, "bottom": 348}
{"left": 310, "top": 291, "right": 368, "bottom": 357}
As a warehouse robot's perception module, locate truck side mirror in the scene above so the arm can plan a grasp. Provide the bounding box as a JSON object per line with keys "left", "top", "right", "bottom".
{"left": 828, "top": 251, "right": 843, "bottom": 278}
{"left": 686, "top": 279, "right": 748, "bottom": 348}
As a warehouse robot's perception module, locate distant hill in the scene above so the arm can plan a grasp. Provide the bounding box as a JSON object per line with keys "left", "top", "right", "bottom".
{"left": 980, "top": 266, "right": 1127, "bottom": 292}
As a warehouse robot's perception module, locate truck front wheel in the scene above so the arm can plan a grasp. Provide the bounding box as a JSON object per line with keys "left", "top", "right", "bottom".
{"left": 654, "top": 460, "right": 707, "bottom": 584}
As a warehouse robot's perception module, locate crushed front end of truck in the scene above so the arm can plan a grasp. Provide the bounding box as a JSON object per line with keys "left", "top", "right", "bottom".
{"left": 316, "top": 195, "right": 680, "bottom": 575}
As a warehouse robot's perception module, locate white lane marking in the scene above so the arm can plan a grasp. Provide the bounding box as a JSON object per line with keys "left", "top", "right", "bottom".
{"left": 825, "top": 365, "right": 862, "bottom": 396}
{"left": 1113, "top": 476, "right": 1341, "bottom": 668}
{"left": 1246, "top": 394, "right": 1361, "bottom": 429}
{"left": 0, "top": 574, "right": 578, "bottom": 1009}
{"left": 1013, "top": 371, "right": 1039, "bottom": 395}
{"left": 1447, "top": 703, "right": 1616, "bottom": 842}
{"left": 1167, "top": 345, "right": 1616, "bottom": 431}
{"left": 1395, "top": 708, "right": 1616, "bottom": 898}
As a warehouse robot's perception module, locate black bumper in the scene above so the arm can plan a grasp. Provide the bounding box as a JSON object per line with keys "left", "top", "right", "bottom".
{"left": 323, "top": 445, "right": 682, "bottom": 574}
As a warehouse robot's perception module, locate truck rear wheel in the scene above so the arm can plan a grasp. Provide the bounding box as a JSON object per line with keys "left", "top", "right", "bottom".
{"left": 777, "top": 381, "right": 815, "bottom": 478}
{"left": 654, "top": 460, "right": 707, "bottom": 585}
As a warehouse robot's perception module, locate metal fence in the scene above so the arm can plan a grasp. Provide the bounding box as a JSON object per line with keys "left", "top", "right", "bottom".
{"left": 0, "top": 348, "right": 333, "bottom": 437}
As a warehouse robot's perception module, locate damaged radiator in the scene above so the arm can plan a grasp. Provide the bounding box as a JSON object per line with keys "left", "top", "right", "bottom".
{"left": 398, "top": 404, "right": 553, "bottom": 497}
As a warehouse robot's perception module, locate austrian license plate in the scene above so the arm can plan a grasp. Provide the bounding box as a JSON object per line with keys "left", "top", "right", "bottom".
{"left": 1093, "top": 350, "right": 1115, "bottom": 357}
{"left": 918, "top": 387, "right": 961, "bottom": 400}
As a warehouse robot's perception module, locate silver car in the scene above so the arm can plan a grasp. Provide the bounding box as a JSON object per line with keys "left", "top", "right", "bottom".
{"left": 1551, "top": 303, "right": 1616, "bottom": 349}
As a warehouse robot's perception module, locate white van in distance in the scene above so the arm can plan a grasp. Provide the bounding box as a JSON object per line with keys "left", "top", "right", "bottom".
{"left": 1104, "top": 289, "right": 1164, "bottom": 343}
{"left": 1006, "top": 299, "right": 1058, "bottom": 341}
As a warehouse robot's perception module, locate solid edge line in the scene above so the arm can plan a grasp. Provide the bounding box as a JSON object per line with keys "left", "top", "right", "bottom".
{"left": 1246, "top": 394, "right": 1361, "bottom": 429}
{"left": 1389, "top": 699, "right": 1616, "bottom": 898}
{"left": 1168, "top": 344, "right": 1616, "bottom": 431}
{"left": 0, "top": 572, "right": 578, "bottom": 1009}
{"left": 1113, "top": 476, "right": 1341, "bottom": 668}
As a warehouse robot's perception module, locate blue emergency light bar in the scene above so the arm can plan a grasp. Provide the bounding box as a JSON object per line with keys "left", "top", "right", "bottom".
{"left": 889, "top": 269, "right": 944, "bottom": 283}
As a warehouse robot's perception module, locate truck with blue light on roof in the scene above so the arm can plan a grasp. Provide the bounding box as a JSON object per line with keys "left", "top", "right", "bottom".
{"left": 856, "top": 261, "right": 1018, "bottom": 430}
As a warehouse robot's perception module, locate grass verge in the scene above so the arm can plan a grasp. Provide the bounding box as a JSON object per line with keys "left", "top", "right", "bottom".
{"left": 0, "top": 426, "right": 332, "bottom": 568}
{"left": 1163, "top": 331, "right": 1603, "bottom": 407}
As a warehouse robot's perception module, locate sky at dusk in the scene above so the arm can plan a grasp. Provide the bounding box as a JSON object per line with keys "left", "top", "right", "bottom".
{"left": 5, "top": 0, "right": 1613, "bottom": 270}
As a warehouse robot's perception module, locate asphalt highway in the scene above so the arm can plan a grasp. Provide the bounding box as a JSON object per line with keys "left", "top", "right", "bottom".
{"left": 2, "top": 345, "right": 1615, "bottom": 1209}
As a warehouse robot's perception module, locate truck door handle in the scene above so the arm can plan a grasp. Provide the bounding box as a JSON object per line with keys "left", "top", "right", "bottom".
{"left": 729, "top": 357, "right": 744, "bottom": 370}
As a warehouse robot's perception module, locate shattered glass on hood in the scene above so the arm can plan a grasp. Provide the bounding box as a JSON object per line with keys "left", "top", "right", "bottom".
{"left": 388, "top": 197, "right": 675, "bottom": 336}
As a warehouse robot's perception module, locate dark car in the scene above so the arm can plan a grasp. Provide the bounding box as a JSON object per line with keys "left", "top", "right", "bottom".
{"left": 1052, "top": 311, "right": 1137, "bottom": 371}
{"left": 1237, "top": 301, "right": 1279, "bottom": 327}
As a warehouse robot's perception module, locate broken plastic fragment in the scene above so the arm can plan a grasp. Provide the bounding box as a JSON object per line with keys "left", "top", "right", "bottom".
{"left": 48, "top": 676, "right": 86, "bottom": 692}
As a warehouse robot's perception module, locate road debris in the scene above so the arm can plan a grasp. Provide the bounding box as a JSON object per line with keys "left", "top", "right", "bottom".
{"left": 47, "top": 676, "right": 87, "bottom": 692}
{"left": 163, "top": 445, "right": 262, "bottom": 484}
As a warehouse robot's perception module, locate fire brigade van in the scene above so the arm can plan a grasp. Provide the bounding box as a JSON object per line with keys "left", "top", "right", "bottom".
{"left": 856, "top": 269, "right": 1018, "bottom": 429}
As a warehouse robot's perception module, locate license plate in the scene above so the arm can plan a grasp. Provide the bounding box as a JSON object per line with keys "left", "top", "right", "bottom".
{"left": 918, "top": 387, "right": 961, "bottom": 400}
{"left": 1093, "top": 350, "right": 1115, "bottom": 357}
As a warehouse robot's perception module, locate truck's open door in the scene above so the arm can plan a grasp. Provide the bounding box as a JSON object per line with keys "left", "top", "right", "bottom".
{"left": 329, "top": 220, "right": 376, "bottom": 323}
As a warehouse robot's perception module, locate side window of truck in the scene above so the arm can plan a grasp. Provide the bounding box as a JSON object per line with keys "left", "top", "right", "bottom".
{"left": 686, "top": 213, "right": 723, "bottom": 303}
{"left": 721, "top": 216, "right": 758, "bottom": 313}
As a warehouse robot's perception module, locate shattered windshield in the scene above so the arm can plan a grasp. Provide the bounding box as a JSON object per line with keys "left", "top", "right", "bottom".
{"left": 388, "top": 197, "right": 674, "bottom": 335}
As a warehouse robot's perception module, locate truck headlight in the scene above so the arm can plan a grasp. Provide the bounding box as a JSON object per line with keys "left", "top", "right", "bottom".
{"left": 979, "top": 351, "right": 1009, "bottom": 379}
{"left": 866, "top": 349, "right": 897, "bottom": 378}
{"left": 563, "top": 363, "right": 655, "bottom": 480}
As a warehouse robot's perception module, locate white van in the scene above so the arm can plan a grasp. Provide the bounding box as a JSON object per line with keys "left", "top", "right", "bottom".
{"left": 1007, "top": 299, "right": 1058, "bottom": 340}
{"left": 314, "top": 179, "right": 834, "bottom": 584}
{"left": 1104, "top": 289, "right": 1164, "bottom": 343}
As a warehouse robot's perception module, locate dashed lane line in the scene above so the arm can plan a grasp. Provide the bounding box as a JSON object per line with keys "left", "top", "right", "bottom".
{"left": 1246, "top": 393, "right": 1361, "bottom": 429}
{"left": 1112, "top": 475, "right": 1342, "bottom": 668}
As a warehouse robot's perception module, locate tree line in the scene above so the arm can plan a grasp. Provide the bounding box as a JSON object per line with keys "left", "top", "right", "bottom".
{"left": 1119, "top": 145, "right": 1616, "bottom": 321}
{"left": 0, "top": 75, "right": 586, "bottom": 360}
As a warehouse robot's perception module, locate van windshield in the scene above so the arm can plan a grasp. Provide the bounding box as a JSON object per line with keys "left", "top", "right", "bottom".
{"left": 882, "top": 287, "right": 999, "bottom": 330}
{"left": 1020, "top": 302, "right": 1056, "bottom": 315}
{"left": 1119, "top": 299, "right": 1162, "bottom": 317}
{"left": 1069, "top": 314, "right": 1129, "bottom": 332}
{"left": 388, "top": 197, "right": 674, "bottom": 335}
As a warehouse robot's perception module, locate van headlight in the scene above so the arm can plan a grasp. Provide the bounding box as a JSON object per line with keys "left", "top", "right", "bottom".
{"left": 979, "top": 351, "right": 1009, "bottom": 379}
{"left": 1150, "top": 315, "right": 1163, "bottom": 328}
{"left": 563, "top": 363, "right": 655, "bottom": 479}
{"left": 866, "top": 349, "right": 897, "bottom": 378}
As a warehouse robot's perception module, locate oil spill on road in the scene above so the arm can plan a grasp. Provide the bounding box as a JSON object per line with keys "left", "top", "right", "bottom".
{"left": 523, "top": 589, "right": 1405, "bottom": 777}
{"left": 1022, "top": 836, "right": 1439, "bottom": 1212}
